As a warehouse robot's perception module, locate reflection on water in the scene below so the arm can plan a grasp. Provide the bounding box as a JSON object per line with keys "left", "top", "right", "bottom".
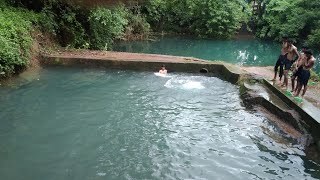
{"left": 114, "top": 36, "right": 320, "bottom": 72}
{"left": 0, "top": 67, "right": 319, "bottom": 180}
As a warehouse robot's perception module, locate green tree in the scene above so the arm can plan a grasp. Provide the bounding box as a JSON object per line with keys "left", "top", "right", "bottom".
{"left": 89, "top": 6, "right": 129, "bottom": 50}
{"left": 144, "top": 0, "right": 250, "bottom": 38}
{"left": 254, "top": 0, "right": 320, "bottom": 47}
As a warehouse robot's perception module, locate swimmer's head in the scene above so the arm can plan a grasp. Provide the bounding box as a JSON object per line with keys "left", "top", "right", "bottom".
{"left": 161, "top": 65, "right": 166, "bottom": 70}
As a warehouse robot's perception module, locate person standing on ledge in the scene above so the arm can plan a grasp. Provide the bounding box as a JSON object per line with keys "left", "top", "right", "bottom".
{"left": 291, "top": 44, "right": 308, "bottom": 92}
{"left": 272, "top": 37, "right": 288, "bottom": 81}
{"left": 294, "top": 49, "right": 315, "bottom": 98}
{"left": 159, "top": 65, "right": 167, "bottom": 74}
{"left": 282, "top": 39, "right": 299, "bottom": 89}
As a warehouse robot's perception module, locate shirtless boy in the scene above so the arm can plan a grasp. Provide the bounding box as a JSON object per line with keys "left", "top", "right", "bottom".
{"left": 291, "top": 45, "right": 308, "bottom": 92}
{"left": 282, "top": 39, "right": 299, "bottom": 89}
{"left": 272, "top": 37, "right": 289, "bottom": 81}
{"left": 159, "top": 65, "right": 167, "bottom": 74}
{"left": 294, "top": 49, "right": 316, "bottom": 98}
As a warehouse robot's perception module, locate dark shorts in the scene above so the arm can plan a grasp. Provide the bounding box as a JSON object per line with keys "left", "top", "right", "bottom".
{"left": 274, "top": 54, "right": 285, "bottom": 78}
{"left": 299, "top": 69, "right": 310, "bottom": 86}
{"left": 291, "top": 66, "right": 302, "bottom": 78}
{"left": 284, "top": 59, "right": 294, "bottom": 70}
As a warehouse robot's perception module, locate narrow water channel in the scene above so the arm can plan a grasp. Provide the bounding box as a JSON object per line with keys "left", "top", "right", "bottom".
{"left": 0, "top": 67, "right": 319, "bottom": 179}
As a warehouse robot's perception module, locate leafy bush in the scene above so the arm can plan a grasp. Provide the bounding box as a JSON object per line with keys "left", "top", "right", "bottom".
{"left": 144, "top": 0, "right": 250, "bottom": 38}
{"left": 41, "top": 1, "right": 88, "bottom": 48}
{"left": 0, "top": 5, "right": 38, "bottom": 77}
{"left": 310, "top": 70, "right": 320, "bottom": 82}
{"left": 89, "top": 6, "right": 129, "bottom": 50}
{"left": 307, "top": 24, "right": 320, "bottom": 48}
{"left": 0, "top": 36, "right": 24, "bottom": 76}
{"left": 125, "top": 13, "right": 150, "bottom": 40}
{"left": 187, "top": 0, "right": 250, "bottom": 38}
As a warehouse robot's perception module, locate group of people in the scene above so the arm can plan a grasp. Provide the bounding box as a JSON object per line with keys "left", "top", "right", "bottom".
{"left": 158, "top": 38, "right": 316, "bottom": 98}
{"left": 272, "top": 37, "right": 316, "bottom": 98}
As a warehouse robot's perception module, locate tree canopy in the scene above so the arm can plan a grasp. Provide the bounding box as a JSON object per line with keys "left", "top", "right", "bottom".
{"left": 254, "top": 0, "right": 320, "bottom": 47}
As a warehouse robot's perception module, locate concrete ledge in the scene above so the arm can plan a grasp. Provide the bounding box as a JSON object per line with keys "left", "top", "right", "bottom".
{"left": 242, "top": 93, "right": 301, "bottom": 130}
{"left": 263, "top": 79, "right": 320, "bottom": 141}
{"left": 40, "top": 55, "right": 241, "bottom": 84}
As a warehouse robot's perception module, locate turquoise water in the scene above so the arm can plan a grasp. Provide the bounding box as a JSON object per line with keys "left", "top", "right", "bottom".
{"left": 0, "top": 67, "right": 319, "bottom": 180}
{"left": 114, "top": 36, "right": 320, "bottom": 73}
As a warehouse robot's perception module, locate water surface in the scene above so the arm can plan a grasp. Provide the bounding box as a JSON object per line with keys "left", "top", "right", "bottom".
{"left": 114, "top": 36, "right": 320, "bottom": 73}
{"left": 0, "top": 67, "right": 319, "bottom": 180}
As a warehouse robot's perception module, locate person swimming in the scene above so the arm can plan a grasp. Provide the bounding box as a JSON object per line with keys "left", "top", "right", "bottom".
{"left": 159, "top": 65, "right": 168, "bottom": 74}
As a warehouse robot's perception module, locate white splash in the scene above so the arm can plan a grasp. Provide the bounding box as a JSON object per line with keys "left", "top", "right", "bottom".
{"left": 182, "top": 81, "right": 205, "bottom": 89}
{"left": 154, "top": 72, "right": 172, "bottom": 78}
{"left": 97, "top": 172, "right": 106, "bottom": 176}
{"left": 164, "top": 78, "right": 205, "bottom": 90}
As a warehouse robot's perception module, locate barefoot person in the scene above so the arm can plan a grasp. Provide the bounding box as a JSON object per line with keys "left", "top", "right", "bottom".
{"left": 291, "top": 45, "right": 308, "bottom": 92}
{"left": 294, "top": 49, "right": 315, "bottom": 98}
{"left": 159, "top": 65, "right": 167, "bottom": 74}
{"left": 272, "top": 37, "right": 288, "bottom": 81}
{"left": 282, "top": 39, "right": 299, "bottom": 89}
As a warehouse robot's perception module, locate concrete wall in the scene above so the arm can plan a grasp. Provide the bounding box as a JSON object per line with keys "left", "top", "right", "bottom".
{"left": 40, "top": 56, "right": 241, "bottom": 84}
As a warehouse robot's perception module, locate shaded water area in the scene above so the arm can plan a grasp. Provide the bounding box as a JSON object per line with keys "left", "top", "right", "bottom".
{"left": 0, "top": 67, "right": 320, "bottom": 180}
{"left": 114, "top": 36, "right": 320, "bottom": 73}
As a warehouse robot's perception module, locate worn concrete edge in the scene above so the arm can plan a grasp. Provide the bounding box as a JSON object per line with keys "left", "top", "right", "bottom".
{"left": 262, "top": 79, "right": 320, "bottom": 141}
{"left": 241, "top": 82, "right": 307, "bottom": 132}
{"left": 40, "top": 55, "right": 241, "bottom": 84}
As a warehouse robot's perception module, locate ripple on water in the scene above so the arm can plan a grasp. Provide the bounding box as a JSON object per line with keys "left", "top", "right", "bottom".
{"left": 0, "top": 68, "right": 319, "bottom": 180}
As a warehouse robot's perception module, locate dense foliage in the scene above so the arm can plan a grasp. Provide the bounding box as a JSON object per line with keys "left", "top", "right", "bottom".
{"left": 253, "top": 0, "right": 320, "bottom": 47}
{"left": 40, "top": 1, "right": 89, "bottom": 48}
{"left": 0, "top": 3, "right": 40, "bottom": 77}
{"left": 1, "top": 0, "right": 319, "bottom": 78}
{"left": 144, "top": 0, "right": 250, "bottom": 38}
{"left": 0, "top": 0, "right": 151, "bottom": 77}
{"left": 89, "top": 6, "right": 129, "bottom": 50}
{"left": 39, "top": 1, "right": 150, "bottom": 50}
